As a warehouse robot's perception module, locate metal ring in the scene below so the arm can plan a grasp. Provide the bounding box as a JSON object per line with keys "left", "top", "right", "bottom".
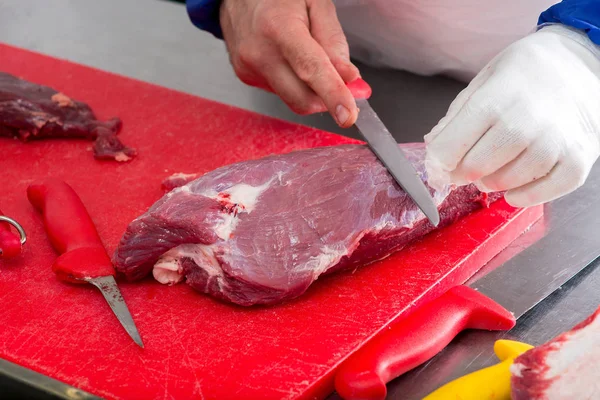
{"left": 0, "top": 215, "right": 27, "bottom": 245}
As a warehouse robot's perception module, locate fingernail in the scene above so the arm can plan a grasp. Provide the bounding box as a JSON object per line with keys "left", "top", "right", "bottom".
{"left": 336, "top": 104, "right": 351, "bottom": 126}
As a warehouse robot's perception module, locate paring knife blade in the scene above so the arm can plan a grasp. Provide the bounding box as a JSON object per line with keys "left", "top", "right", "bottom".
{"left": 347, "top": 79, "right": 440, "bottom": 227}
{"left": 88, "top": 276, "right": 144, "bottom": 348}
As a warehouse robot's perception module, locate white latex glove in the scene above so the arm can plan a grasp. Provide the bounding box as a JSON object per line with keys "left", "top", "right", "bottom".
{"left": 424, "top": 24, "right": 600, "bottom": 207}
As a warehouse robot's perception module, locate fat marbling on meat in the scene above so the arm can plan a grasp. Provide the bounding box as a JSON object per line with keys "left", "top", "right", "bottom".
{"left": 0, "top": 72, "right": 136, "bottom": 161}
{"left": 113, "top": 143, "right": 502, "bottom": 306}
{"left": 511, "top": 305, "right": 600, "bottom": 399}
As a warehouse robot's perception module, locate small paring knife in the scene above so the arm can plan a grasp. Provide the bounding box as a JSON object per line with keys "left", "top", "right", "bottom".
{"left": 27, "top": 179, "right": 144, "bottom": 348}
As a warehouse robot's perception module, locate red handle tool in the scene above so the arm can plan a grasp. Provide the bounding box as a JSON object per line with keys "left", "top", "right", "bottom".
{"left": 334, "top": 286, "right": 515, "bottom": 400}
{"left": 27, "top": 179, "right": 114, "bottom": 282}
{"left": 27, "top": 179, "right": 144, "bottom": 347}
{"left": 0, "top": 209, "right": 25, "bottom": 259}
{"left": 346, "top": 78, "right": 372, "bottom": 100}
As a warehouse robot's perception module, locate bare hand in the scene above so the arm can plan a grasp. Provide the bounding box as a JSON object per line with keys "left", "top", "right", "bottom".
{"left": 220, "top": 0, "right": 360, "bottom": 127}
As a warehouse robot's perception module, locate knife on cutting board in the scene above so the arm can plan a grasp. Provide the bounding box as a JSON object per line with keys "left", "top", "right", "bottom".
{"left": 27, "top": 179, "right": 144, "bottom": 348}
{"left": 347, "top": 79, "right": 440, "bottom": 227}
{"left": 333, "top": 197, "right": 600, "bottom": 400}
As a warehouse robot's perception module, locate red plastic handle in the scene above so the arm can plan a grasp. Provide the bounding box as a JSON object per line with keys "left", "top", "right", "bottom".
{"left": 0, "top": 209, "right": 22, "bottom": 259}
{"left": 27, "top": 179, "right": 114, "bottom": 282}
{"left": 334, "top": 285, "right": 516, "bottom": 400}
{"left": 347, "top": 78, "right": 372, "bottom": 100}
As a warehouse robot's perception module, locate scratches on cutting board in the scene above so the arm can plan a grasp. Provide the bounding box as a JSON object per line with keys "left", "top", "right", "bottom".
{"left": 166, "top": 307, "right": 207, "bottom": 400}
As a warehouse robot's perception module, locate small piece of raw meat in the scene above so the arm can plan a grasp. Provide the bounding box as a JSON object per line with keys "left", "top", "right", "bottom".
{"left": 113, "top": 143, "right": 502, "bottom": 306}
{"left": 0, "top": 72, "right": 136, "bottom": 161}
{"left": 511, "top": 306, "right": 600, "bottom": 399}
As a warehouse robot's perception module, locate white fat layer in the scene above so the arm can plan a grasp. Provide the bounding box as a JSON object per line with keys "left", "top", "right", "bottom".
{"left": 152, "top": 244, "right": 223, "bottom": 288}
{"left": 171, "top": 172, "right": 197, "bottom": 179}
{"left": 214, "top": 213, "right": 239, "bottom": 241}
{"left": 399, "top": 209, "right": 420, "bottom": 228}
{"left": 226, "top": 182, "right": 269, "bottom": 212}
{"left": 167, "top": 184, "right": 192, "bottom": 199}
{"left": 153, "top": 251, "right": 185, "bottom": 284}
{"left": 511, "top": 312, "right": 600, "bottom": 398}
{"left": 372, "top": 212, "right": 394, "bottom": 232}
{"left": 402, "top": 186, "right": 451, "bottom": 226}
{"left": 301, "top": 245, "right": 348, "bottom": 279}
{"left": 207, "top": 178, "right": 276, "bottom": 240}
{"left": 545, "top": 315, "right": 600, "bottom": 395}
{"left": 509, "top": 362, "right": 525, "bottom": 378}
{"left": 152, "top": 178, "right": 279, "bottom": 285}
{"left": 203, "top": 178, "right": 274, "bottom": 213}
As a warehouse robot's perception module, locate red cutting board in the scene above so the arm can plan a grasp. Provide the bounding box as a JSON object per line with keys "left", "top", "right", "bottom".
{"left": 0, "top": 43, "right": 542, "bottom": 400}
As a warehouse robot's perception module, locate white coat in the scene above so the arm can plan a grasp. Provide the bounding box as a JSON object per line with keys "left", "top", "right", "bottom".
{"left": 334, "top": 0, "right": 556, "bottom": 81}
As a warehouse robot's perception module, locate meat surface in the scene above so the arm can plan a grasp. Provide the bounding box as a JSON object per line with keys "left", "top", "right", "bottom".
{"left": 113, "top": 143, "right": 502, "bottom": 306}
{"left": 0, "top": 72, "right": 136, "bottom": 161}
{"left": 511, "top": 306, "right": 600, "bottom": 399}
{"left": 161, "top": 172, "right": 202, "bottom": 192}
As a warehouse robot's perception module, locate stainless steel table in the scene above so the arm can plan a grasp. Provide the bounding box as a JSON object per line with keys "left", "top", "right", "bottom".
{"left": 1, "top": 1, "right": 599, "bottom": 399}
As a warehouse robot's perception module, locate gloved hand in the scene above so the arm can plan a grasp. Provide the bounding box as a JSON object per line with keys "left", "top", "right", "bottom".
{"left": 424, "top": 24, "right": 600, "bottom": 207}
{"left": 219, "top": 0, "right": 360, "bottom": 127}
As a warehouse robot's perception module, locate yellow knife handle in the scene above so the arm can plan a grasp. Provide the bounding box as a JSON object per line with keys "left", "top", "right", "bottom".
{"left": 422, "top": 340, "right": 534, "bottom": 400}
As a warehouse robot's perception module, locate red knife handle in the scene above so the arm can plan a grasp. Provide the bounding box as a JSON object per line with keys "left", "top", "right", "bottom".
{"left": 0, "top": 209, "right": 22, "bottom": 259}
{"left": 334, "top": 285, "right": 516, "bottom": 400}
{"left": 27, "top": 179, "right": 114, "bottom": 282}
{"left": 347, "top": 78, "right": 372, "bottom": 100}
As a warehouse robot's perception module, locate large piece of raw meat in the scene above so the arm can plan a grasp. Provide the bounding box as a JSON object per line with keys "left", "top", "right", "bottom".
{"left": 511, "top": 306, "right": 600, "bottom": 399}
{"left": 113, "top": 143, "right": 502, "bottom": 306}
{"left": 0, "top": 72, "right": 135, "bottom": 161}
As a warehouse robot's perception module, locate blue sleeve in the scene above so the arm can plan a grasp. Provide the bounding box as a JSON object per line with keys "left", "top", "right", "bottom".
{"left": 186, "top": 0, "right": 224, "bottom": 39}
{"left": 539, "top": 0, "right": 600, "bottom": 45}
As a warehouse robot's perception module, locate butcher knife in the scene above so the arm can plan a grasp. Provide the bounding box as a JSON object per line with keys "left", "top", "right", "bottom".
{"left": 334, "top": 197, "right": 599, "bottom": 400}
{"left": 347, "top": 79, "right": 440, "bottom": 227}
{"left": 27, "top": 179, "right": 144, "bottom": 348}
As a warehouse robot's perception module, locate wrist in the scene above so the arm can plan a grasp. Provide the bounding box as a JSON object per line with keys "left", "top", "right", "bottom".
{"left": 537, "top": 24, "right": 600, "bottom": 61}
{"left": 538, "top": 1, "right": 600, "bottom": 46}
{"left": 186, "top": 0, "right": 224, "bottom": 39}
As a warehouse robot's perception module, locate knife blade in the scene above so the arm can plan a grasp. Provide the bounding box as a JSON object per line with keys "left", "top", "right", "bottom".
{"left": 27, "top": 179, "right": 144, "bottom": 348}
{"left": 88, "top": 276, "right": 144, "bottom": 348}
{"left": 347, "top": 79, "right": 440, "bottom": 227}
